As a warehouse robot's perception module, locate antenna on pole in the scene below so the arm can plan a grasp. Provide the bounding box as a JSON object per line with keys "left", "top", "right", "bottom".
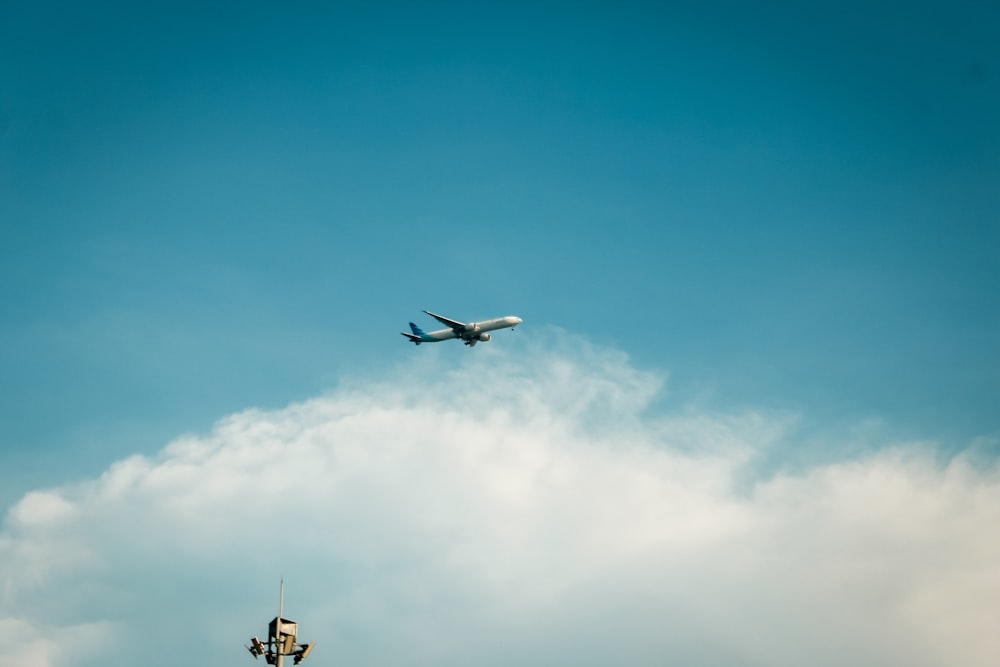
{"left": 245, "top": 580, "right": 315, "bottom": 666}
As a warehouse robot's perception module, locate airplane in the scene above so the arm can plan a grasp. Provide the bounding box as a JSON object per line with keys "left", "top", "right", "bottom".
{"left": 402, "top": 310, "right": 522, "bottom": 347}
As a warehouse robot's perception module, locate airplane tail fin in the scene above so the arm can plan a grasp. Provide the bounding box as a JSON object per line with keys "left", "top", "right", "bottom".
{"left": 402, "top": 322, "right": 425, "bottom": 344}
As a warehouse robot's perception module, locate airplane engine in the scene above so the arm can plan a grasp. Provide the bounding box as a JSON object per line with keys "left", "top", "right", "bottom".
{"left": 465, "top": 323, "right": 481, "bottom": 333}
{"left": 477, "top": 333, "right": 491, "bottom": 342}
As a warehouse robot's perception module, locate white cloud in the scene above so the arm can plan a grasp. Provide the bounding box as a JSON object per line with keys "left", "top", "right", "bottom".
{"left": 2, "top": 335, "right": 998, "bottom": 666}
{"left": 0, "top": 618, "right": 112, "bottom": 667}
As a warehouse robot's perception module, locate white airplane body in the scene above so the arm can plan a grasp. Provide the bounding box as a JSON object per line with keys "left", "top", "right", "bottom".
{"left": 402, "top": 310, "right": 522, "bottom": 347}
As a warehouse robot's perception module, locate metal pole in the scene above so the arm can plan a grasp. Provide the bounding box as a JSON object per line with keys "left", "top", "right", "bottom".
{"left": 276, "top": 579, "right": 284, "bottom": 667}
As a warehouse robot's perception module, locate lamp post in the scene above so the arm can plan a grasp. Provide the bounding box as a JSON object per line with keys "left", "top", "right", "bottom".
{"left": 247, "top": 581, "right": 315, "bottom": 666}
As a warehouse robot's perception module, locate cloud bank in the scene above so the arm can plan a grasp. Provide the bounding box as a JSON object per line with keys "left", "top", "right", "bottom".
{"left": 2, "top": 336, "right": 999, "bottom": 667}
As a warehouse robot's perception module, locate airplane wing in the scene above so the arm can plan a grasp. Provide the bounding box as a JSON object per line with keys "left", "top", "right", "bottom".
{"left": 423, "top": 310, "right": 466, "bottom": 331}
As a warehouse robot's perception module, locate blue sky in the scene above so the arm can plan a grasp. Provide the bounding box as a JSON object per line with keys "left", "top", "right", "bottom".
{"left": 1, "top": 2, "right": 999, "bottom": 665}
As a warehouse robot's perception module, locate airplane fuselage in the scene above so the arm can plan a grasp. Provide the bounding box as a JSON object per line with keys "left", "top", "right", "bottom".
{"left": 419, "top": 316, "right": 522, "bottom": 342}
